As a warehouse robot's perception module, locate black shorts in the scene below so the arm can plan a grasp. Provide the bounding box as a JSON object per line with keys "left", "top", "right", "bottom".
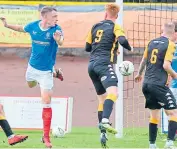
{"left": 142, "top": 83, "right": 177, "bottom": 110}
{"left": 88, "top": 60, "right": 118, "bottom": 95}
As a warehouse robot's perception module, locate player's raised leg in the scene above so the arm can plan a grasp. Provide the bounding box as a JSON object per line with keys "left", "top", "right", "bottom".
{"left": 25, "top": 64, "right": 38, "bottom": 88}
{"left": 27, "top": 81, "right": 37, "bottom": 88}
{"left": 0, "top": 104, "right": 28, "bottom": 146}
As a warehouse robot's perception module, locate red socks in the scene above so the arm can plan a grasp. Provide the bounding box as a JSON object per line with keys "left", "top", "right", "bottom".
{"left": 42, "top": 108, "right": 52, "bottom": 137}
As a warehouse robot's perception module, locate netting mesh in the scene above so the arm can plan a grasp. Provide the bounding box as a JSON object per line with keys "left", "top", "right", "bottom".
{"left": 124, "top": 2, "right": 177, "bottom": 130}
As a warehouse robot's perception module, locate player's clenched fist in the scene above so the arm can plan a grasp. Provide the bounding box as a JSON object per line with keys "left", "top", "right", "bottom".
{"left": 134, "top": 74, "right": 142, "bottom": 83}
{"left": 53, "top": 30, "right": 62, "bottom": 40}
{"left": 0, "top": 17, "right": 7, "bottom": 27}
{"left": 53, "top": 30, "right": 64, "bottom": 46}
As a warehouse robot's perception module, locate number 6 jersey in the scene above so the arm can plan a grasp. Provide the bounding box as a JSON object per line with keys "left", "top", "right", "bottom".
{"left": 143, "top": 36, "right": 176, "bottom": 86}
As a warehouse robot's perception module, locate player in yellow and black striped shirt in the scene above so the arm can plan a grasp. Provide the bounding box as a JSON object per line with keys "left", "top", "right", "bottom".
{"left": 85, "top": 3, "right": 133, "bottom": 148}
{"left": 135, "top": 22, "right": 177, "bottom": 149}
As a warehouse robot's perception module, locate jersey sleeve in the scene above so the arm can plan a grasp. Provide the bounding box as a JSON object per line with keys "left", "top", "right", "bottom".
{"left": 113, "top": 24, "right": 125, "bottom": 39}
{"left": 23, "top": 22, "right": 35, "bottom": 33}
{"left": 164, "top": 40, "right": 176, "bottom": 62}
{"left": 143, "top": 45, "right": 148, "bottom": 59}
{"left": 86, "top": 29, "right": 92, "bottom": 44}
{"left": 143, "top": 41, "right": 151, "bottom": 59}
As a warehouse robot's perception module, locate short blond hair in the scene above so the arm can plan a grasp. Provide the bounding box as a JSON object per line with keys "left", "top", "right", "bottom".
{"left": 172, "top": 20, "right": 177, "bottom": 32}
{"left": 163, "top": 22, "right": 175, "bottom": 35}
{"left": 40, "top": 6, "right": 57, "bottom": 16}
{"left": 105, "top": 3, "right": 120, "bottom": 18}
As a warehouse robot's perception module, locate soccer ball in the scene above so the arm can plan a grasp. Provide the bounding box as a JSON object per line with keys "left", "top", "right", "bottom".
{"left": 119, "top": 61, "right": 134, "bottom": 76}
{"left": 52, "top": 126, "right": 65, "bottom": 138}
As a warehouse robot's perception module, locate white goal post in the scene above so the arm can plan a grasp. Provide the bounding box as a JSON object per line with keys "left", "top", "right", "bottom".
{"left": 115, "top": 0, "right": 124, "bottom": 138}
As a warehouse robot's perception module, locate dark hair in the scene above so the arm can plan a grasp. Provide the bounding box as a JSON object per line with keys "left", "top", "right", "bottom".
{"left": 41, "top": 6, "right": 57, "bottom": 16}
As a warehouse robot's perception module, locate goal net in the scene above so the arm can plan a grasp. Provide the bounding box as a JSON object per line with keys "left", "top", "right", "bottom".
{"left": 123, "top": 1, "right": 177, "bottom": 139}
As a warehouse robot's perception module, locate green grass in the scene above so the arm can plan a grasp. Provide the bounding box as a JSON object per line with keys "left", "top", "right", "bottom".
{"left": 0, "top": 127, "right": 174, "bottom": 148}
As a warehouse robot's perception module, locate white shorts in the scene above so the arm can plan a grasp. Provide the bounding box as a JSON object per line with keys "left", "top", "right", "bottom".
{"left": 170, "top": 88, "right": 177, "bottom": 102}
{"left": 25, "top": 64, "right": 54, "bottom": 90}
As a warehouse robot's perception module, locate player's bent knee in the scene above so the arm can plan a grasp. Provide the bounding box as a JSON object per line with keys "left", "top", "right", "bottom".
{"left": 106, "top": 86, "right": 118, "bottom": 102}
{"left": 27, "top": 81, "right": 37, "bottom": 88}
{"left": 106, "top": 93, "right": 117, "bottom": 102}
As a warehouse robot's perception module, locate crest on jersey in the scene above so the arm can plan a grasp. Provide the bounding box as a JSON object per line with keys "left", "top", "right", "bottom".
{"left": 45, "top": 32, "right": 51, "bottom": 39}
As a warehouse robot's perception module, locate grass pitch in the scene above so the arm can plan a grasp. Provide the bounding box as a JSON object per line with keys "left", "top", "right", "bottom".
{"left": 0, "top": 127, "right": 173, "bottom": 148}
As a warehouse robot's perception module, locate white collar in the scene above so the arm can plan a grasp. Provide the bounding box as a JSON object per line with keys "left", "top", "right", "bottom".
{"left": 38, "top": 21, "right": 49, "bottom": 31}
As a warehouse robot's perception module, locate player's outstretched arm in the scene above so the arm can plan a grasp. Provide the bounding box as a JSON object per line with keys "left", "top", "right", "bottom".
{"left": 114, "top": 24, "right": 133, "bottom": 52}
{"left": 117, "top": 36, "right": 133, "bottom": 52}
{"left": 0, "top": 17, "right": 25, "bottom": 32}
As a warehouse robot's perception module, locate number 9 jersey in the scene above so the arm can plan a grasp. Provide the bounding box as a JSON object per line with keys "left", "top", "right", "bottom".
{"left": 143, "top": 36, "right": 176, "bottom": 86}
{"left": 86, "top": 20, "right": 125, "bottom": 64}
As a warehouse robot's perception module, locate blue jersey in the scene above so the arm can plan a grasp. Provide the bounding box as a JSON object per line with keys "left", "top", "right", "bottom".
{"left": 171, "top": 44, "right": 177, "bottom": 88}
{"left": 24, "top": 20, "right": 63, "bottom": 71}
